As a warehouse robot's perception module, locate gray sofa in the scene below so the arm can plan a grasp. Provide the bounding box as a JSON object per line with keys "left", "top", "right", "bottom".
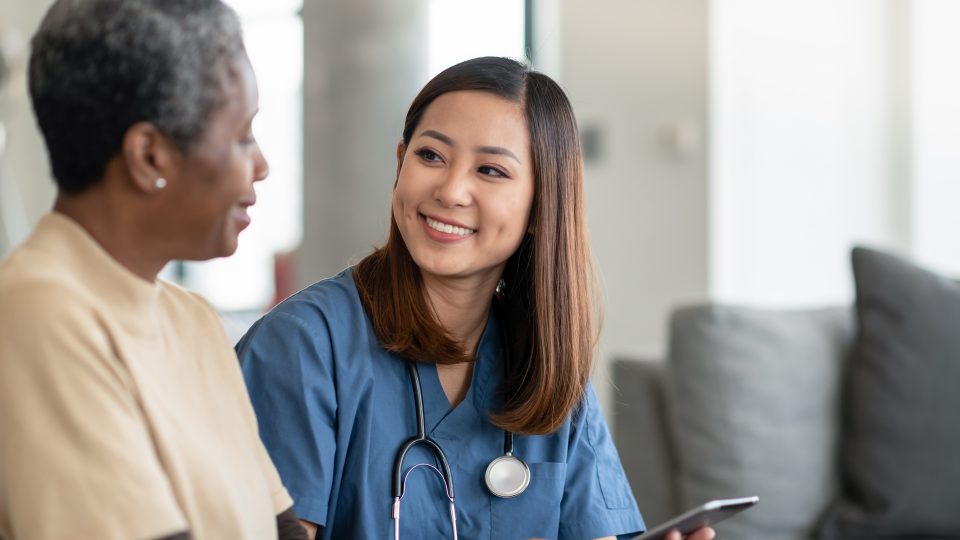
{"left": 613, "top": 305, "right": 856, "bottom": 540}
{"left": 612, "top": 248, "right": 960, "bottom": 540}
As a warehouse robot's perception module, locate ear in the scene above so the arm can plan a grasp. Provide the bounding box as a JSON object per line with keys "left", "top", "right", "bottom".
{"left": 395, "top": 140, "right": 406, "bottom": 179}
{"left": 121, "top": 122, "right": 179, "bottom": 194}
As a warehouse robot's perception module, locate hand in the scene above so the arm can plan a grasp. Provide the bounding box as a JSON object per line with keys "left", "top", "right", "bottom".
{"left": 665, "top": 526, "right": 716, "bottom": 540}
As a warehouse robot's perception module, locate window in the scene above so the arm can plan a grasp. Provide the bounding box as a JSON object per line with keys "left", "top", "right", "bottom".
{"left": 428, "top": 0, "right": 526, "bottom": 76}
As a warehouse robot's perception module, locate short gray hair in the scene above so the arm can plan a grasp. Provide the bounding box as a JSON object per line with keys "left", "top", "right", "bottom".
{"left": 29, "top": 0, "right": 245, "bottom": 193}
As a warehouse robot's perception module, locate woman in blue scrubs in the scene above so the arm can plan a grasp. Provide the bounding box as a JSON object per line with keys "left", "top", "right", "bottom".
{"left": 238, "top": 57, "right": 715, "bottom": 540}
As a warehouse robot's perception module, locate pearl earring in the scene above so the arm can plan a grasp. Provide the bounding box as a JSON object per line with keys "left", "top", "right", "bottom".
{"left": 154, "top": 177, "right": 167, "bottom": 189}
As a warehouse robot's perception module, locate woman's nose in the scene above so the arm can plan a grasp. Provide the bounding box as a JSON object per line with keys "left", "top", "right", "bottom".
{"left": 433, "top": 168, "right": 471, "bottom": 207}
{"left": 253, "top": 143, "right": 269, "bottom": 182}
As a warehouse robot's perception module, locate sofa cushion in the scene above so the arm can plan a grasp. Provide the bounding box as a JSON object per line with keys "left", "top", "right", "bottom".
{"left": 612, "top": 358, "right": 679, "bottom": 526}
{"left": 666, "top": 305, "right": 854, "bottom": 540}
{"left": 819, "top": 247, "right": 960, "bottom": 538}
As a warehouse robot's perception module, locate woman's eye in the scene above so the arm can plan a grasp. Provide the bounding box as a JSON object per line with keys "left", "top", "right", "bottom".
{"left": 479, "top": 165, "right": 508, "bottom": 178}
{"left": 416, "top": 149, "right": 442, "bottom": 162}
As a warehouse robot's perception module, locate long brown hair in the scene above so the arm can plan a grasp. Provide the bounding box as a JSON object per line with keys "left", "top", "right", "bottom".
{"left": 354, "top": 57, "right": 597, "bottom": 435}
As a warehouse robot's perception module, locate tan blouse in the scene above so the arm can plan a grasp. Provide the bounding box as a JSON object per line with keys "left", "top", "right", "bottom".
{"left": 0, "top": 213, "right": 292, "bottom": 539}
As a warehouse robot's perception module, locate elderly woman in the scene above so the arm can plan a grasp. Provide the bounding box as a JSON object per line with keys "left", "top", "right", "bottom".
{"left": 0, "top": 1, "right": 305, "bottom": 538}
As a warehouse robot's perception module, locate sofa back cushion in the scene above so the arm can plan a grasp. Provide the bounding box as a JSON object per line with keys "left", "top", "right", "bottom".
{"left": 613, "top": 359, "right": 679, "bottom": 526}
{"left": 819, "top": 247, "right": 960, "bottom": 537}
{"left": 666, "top": 305, "right": 854, "bottom": 539}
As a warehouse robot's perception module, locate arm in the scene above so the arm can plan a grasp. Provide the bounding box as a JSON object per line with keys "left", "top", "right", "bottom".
{"left": 559, "top": 383, "right": 646, "bottom": 540}
{"left": 237, "top": 310, "right": 340, "bottom": 531}
{"left": 276, "top": 506, "right": 310, "bottom": 540}
{"left": 298, "top": 519, "right": 319, "bottom": 540}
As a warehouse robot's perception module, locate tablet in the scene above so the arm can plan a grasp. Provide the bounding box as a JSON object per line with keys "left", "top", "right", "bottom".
{"left": 633, "top": 496, "right": 759, "bottom": 540}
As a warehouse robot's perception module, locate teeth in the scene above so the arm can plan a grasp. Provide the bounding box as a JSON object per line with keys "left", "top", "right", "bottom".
{"left": 426, "top": 216, "right": 476, "bottom": 237}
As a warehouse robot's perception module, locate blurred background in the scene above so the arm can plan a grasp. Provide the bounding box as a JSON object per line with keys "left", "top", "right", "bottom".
{"left": 2, "top": 0, "right": 959, "bottom": 414}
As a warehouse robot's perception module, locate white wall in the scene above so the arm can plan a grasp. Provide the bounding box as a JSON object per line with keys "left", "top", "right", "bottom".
{"left": 710, "top": 0, "right": 960, "bottom": 304}
{"left": 559, "top": 0, "right": 710, "bottom": 404}
{"left": 710, "top": 0, "right": 906, "bottom": 307}
{"left": 911, "top": 0, "right": 960, "bottom": 275}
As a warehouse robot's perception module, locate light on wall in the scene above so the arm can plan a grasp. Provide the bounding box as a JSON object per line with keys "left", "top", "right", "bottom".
{"left": 428, "top": 0, "right": 526, "bottom": 77}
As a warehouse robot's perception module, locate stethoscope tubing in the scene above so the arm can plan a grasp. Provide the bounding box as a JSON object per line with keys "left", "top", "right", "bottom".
{"left": 392, "top": 361, "right": 456, "bottom": 500}
{"left": 392, "top": 310, "right": 532, "bottom": 506}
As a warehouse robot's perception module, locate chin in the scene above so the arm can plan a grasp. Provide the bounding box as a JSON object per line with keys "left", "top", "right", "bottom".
{"left": 217, "top": 238, "right": 241, "bottom": 258}
{"left": 413, "top": 258, "right": 470, "bottom": 279}
{"left": 212, "top": 222, "right": 242, "bottom": 258}
{"left": 190, "top": 238, "right": 239, "bottom": 261}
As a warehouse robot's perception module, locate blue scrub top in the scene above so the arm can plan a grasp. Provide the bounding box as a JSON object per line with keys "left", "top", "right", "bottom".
{"left": 238, "top": 269, "right": 645, "bottom": 539}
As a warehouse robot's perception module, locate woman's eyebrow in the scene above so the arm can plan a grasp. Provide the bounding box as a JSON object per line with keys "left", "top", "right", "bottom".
{"left": 420, "top": 129, "right": 454, "bottom": 145}
{"left": 476, "top": 145, "right": 520, "bottom": 164}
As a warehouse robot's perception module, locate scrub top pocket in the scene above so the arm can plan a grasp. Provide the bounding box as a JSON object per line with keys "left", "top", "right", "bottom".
{"left": 491, "top": 461, "right": 566, "bottom": 539}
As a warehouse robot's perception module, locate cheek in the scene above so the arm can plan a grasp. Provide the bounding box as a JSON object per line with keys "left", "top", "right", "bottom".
{"left": 391, "top": 190, "right": 404, "bottom": 222}
{"left": 392, "top": 173, "right": 421, "bottom": 215}
{"left": 229, "top": 153, "right": 252, "bottom": 185}
{"left": 392, "top": 181, "right": 410, "bottom": 215}
{"left": 499, "top": 188, "right": 535, "bottom": 234}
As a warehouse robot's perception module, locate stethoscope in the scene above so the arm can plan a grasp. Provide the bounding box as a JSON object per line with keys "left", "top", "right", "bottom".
{"left": 391, "top": 359, "right": 531, "bottom": 539}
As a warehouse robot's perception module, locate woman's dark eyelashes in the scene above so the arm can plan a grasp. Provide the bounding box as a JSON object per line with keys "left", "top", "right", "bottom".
{"left": 415, "top": 148, "right": 442, "bottom": 162}
{"left": 479, "top": 165, "right": 509, "bottom": 178}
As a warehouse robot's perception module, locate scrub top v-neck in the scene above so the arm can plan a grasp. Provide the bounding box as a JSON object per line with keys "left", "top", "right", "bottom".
{"left": 237, "top": 268, "right": 645, "bottom": 540}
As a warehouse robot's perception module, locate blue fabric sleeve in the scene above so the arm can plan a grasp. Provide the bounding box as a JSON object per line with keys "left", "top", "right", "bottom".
{"left": 237, "top": 310, "right": 337, "bottom": 527}
{"left": 560, "top": 383, "right": 646, "bottom": 540}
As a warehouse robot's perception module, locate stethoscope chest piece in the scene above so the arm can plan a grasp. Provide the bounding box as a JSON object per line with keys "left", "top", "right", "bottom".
{"left": 484, "top": 454, "right": 530, "bottom": 498}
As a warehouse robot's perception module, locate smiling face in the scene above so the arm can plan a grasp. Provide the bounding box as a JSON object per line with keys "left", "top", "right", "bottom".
{"left": 392, "top": 90, "right": 535, "bottom": 285}
{"left": 161, "top": 56, "right": 267, "bottom": 260}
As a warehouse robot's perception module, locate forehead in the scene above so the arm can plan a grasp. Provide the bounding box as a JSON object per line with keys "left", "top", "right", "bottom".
{"left": 416, "top": 90, "right": 530, "bottom": 150}
{"left": 220, "top": 57, "right": 258, "bottom": 113}
{"left": 186, "top": 57, "right": 257, "bottom": 151}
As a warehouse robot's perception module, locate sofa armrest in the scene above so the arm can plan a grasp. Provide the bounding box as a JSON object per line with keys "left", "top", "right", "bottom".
{"left": 612, "top": 357, "right": 679, "bottom": 526}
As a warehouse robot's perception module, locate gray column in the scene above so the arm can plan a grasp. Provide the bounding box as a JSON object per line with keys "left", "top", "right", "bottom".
{"left": 298, "top": 0, "right": 429, "bottom": 286}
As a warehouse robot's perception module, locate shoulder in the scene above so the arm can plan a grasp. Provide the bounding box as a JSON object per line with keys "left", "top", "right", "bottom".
{"left": 1, "top": 239, "right": 81, "bottom": 307}
{"left": 274, "top": 268, "right": 362, "bottom": 322}
{"left": 0, "top": 248, "right": 101, "bottom": 340}
{"left": 156, "top": 278, "right": 222, "bottom": 326}
{"left": 568, "top": 382, "right": 604, "bottom": 434}
{"left": 255, "top": 268, "right": 366, "bottom": 337}
{"left": 237, "top": 268, "right": 369, "bottom": 357}
{"left": 0, "top": 271, "right": 118, "bottom": 397}
{"left": 573, "top": 382, "right": 601, "bottom": 419}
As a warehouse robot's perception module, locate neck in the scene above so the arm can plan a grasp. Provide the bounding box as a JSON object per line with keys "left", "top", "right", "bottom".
{"left": 53, "top": 190, "right": 166, "bottom": 283}
{"left": 421, "top": 270, "right": 501, "bottom": 354}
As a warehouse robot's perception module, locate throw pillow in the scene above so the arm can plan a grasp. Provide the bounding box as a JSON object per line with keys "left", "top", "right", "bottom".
{"left": 820, "top": 247, "right": 960, "bottom": 537}
{"left": 666, "top": 305, "right": 854, "bottom": 539}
